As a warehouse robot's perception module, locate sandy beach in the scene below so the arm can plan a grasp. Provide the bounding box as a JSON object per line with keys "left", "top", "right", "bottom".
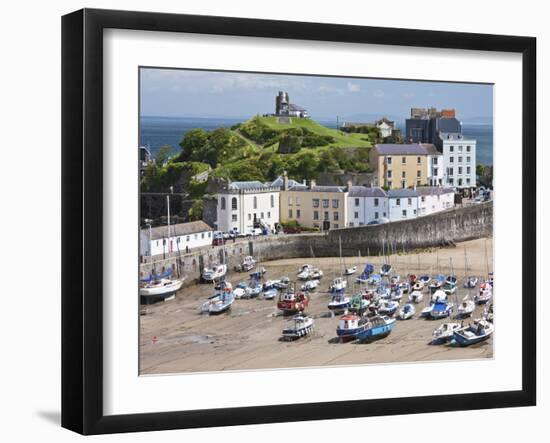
{"left": 139, "top": 238, "right": 493, "bottom": 375}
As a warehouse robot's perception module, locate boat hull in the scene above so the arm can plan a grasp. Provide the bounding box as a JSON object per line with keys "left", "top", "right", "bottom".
{"left": 357, "top": 320, "right": 395, "bottom": 342}
{"left": 139, "top": 280, "right": 183, "bottom": 305}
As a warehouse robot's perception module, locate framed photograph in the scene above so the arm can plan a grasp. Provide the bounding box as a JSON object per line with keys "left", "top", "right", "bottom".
{"left": 62, "top": 8, "right": 536, "bottom": 435}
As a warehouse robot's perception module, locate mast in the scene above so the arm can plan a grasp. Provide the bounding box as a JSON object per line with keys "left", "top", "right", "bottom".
{"left": 166, "top": 194, "right": 171, "bottom": 260}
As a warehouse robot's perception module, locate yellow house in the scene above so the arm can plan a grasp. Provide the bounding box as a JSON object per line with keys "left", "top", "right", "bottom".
{"left": 279, "top": 175, "right": 349, "bottom": 231}
{"left": 370, "top": 143, "right": 435, "bottom": 189}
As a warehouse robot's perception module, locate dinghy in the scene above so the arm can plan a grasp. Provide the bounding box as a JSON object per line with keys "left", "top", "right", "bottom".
{"left": 201, "top": 263, "right": 227, "bottom": 283}
{"left": 235, "top": 255, "right": 255, "bottom": 272}
{"left": 343, "top": 266, "right": 357, "bottom": 276}
{"left": 281, "top": 315, "right": 314, "bottom": 340}
{"left": 412, "top": 281, "right": 424, "bottom": 292}
{"left": 277, "top": 286, "right": 309, "bottom": 313}
{"left": 336, "top": 313, "right": 369, "bottom": 338}
{"left": 139, "top": 277, "right": 184, "bottom": 304}
{"left": 399, "top": 282, "right": 411, "bottom": 294}
{"left": 377, "top": 300, "right": 399, "bottom": 316}
{"left": 380, "top": 263, "right": 392, "bottom": 276}
{"left": 457, "top": 296, "right": 475, "bottom": 318}
{"left": 452, "top": 319, "right": 494, "bottom": 346}
{"left": 301, "top": 279, "right": 320, "bottom": 291}
{"left": 398, "top": 303, "right": 415, "bottom": 320}
{"left": 418, "top": 275, "right": 431, "bottom": 285}
{"left": 356, "top": 315, "right": 396, "bottom": 342}
{"left": 297, "top": 264, "right": 313, "bottom": 280}
{"left": 408, "top": 289, "right": 424, "bottom": 303}
{"left": 200, "top": 288, "right": 235, "bottom": 315}
{"left": 432, "top": 322, "right": 462, "bottom": 343}
{"left": 274, "top": 277, "right": 290, "bottom": 289}
{"left": 249, "top": 267, "right": 267, "bottom": 280}
{"left": 356, "top": 264, "right": 375, "bottom": 283}
{"left": 262, "top": 287, "right": 278, "bottom": 300}
{"left": 329, "top": 277, "right": 347, "bottom": 292}
{"left": 233, "top": 282, "right": 247, "bottom": 299}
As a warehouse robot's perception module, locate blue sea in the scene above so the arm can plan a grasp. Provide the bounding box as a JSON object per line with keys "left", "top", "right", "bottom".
{"left": 140, "top": 116, "right": 493, "bottom": 165}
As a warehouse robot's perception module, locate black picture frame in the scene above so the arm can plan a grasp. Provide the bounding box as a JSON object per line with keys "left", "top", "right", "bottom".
{"left": 62, "top": 8, "right": 537, "bottom": 435}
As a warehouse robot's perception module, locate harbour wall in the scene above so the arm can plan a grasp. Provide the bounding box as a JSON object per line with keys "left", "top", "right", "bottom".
{"left": 140, "top": 201, "right": 492, "bottom": 284}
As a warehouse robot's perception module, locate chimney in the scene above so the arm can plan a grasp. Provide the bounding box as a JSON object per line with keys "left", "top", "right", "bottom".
{"left": 283, "top": 170, "right": 289, "bottom": 191}
{"left": 346, "top": 179, "right": 353, "bottom": 192}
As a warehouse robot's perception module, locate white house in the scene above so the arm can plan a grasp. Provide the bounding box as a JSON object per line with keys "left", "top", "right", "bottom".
{"left": 417, "top": 187, "right": 455, "bottom": 216}
{"left": 140, "top": 220, "right": 214, "bottom": 257}
{"left": 347, "top": 186, "right": 388, "bottom": 226}
{"left": 439, "top": 133, "right": 476, "bottom": 189}
{"left": 376, "top": 118, "right": 395, "bottom": 138}
{"left": 217, "top": 181, "right": 280, "bottom": 234}
{"left": 387, "top": 189, "right": 419, "bottom": 222}
{"left": 423, "top": 144, "right": 444, "bottom": 186}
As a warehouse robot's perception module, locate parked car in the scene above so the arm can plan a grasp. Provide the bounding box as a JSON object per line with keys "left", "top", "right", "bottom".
{"left": 212, "top": 231, "right": 225, "bottom": 246}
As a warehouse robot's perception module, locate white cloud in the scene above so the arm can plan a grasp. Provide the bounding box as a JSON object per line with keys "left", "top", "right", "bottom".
{"left": 347, "top": 82, "right": 360, "bottom": 92}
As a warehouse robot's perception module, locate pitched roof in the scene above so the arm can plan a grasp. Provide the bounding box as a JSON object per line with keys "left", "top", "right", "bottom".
{"left": 387, "top": 189, "right": 418, "bottom": 198}
{"left": 374, "top": 143, "right": 433, "bottom": 155}
{"left": 287, "top": 184, "right": 346, "bottom": 193}
{"left": 228, "top": 181, "right": 268, "bottom": 190}
{"left": 416, "top": 186, "right": 455, "bottom": 196}
{"left": 145, "top": 221, "right": 213, "bottom": 240}
{"left": 271, "top": 176, "right": 300, "bottom": 188}
{"left": 348, "top": 186, "right": 387, "bottom": 197}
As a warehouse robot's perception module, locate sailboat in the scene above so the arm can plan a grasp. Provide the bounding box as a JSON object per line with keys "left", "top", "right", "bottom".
{"left": 200, "top": 286, "right": 235, "bottom": 314}
{"left": 339, "top": 237, "right": 356, "bottom": 276}
{"left": 139, "top": 195, "right": 185, "bottom": 304}
{"left": 457, "top": 295, "right": 476, "bottom": 318}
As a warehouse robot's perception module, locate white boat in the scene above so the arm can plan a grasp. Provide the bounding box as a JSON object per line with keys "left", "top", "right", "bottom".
{"left": 235, "top": 255, "right": 255, "bottom": 272}
{"left": 301, "top": 279, "right": 320, "bottom": 291}
{"left": 297, "top": 264, "right": 313, "bottom": 280}
{"left": 408, "top": 290, "right": 424, "bottom": 303}
{"left": 431, "top": 289, "right": 448, "bottom": 303}
{"left": 139, "top": 277, "right": 184, "bottom": 304}
{"left": 412, "top": 281, "right": 424, "bottom": 292}
{"left": 390, "top": 287, "right": 403, "bottom": 301}
{"left": 421, "top": 303, "right": 435, "bottom": 318}
{"left": 432, "top": 322, "right": 462, "bottom": 343}
{"left": 274, "top": 277, "right": 290, "bottom": 289}
{"left": 202, "top": 263, "right": 227, "bottom": 282}
{"left": 200, "top": 288, "right": 235, "bottom": 314}
{"left": 399, "top": 282, "right": 411, "bottom": 294}
{"left": 484, "top": 303, "right": 494, "bottom": 322}
{"left": 443, "top": 282, "right": 457, "bottom": 295}
{"left": 464, "top": 276, "right": 479, "bottom": 288}
{"left": 262, "top": 287, "right": 278, "bottom": 300}
{"left": 429, "top": 301, "right": 454, "bottom": 319}
{"left": 330, "top": 277, "right": 347, "bottom": 292}
{"left": 475, "top": 282, "right": 493, "bottom": 304}
{"left": 344, "top": 266, "right": 357, "bottom": 276}
{"left": 457, "top": 296, "right": 476, "bottom": 318}
{"left": 377, "top": 300, "right": 399, "bottom": 316}
{"left": 452, "top": 319, "right": 494, "bottom": 346}
{"left": 310, "top": 268, "right": 324, "bottom": 280}
{"left": 398, "top": 303, "right": 415, "bottom": 320}
{"left": 281, "top": 315, "right": 314, "bottom": 340}
{"left": 328, "top": 293, "right": 351, "bottom": 313}
{"left": 233, "top": 287, "right": 246, "bottom": 299}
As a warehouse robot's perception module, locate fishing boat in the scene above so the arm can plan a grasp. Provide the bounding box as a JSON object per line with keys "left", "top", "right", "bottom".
{"left": 281, "top": 315, "right": 314, "bottom": 340}
{"left": 408, "top": 289, "right": 424, "bottom": 303}
{"left": 356, "top": 315, "right": 396, "bottom": 342}
{"left": 235, "top": 255, "right": 255, "bottom": 272}
{"left": 262, "top": 287, "right": 278, "bottom": 300}
{"left": 200, "top": 287, "right": 235, "bottom": 315}
{"left": 418, "top": 275, "right": 431, "bottom": 285}
{"left": 329, "top": 277, "right": 347, "bottom": 292}
{"left": 328, "top": 292, "right": 351, "bottom": 313}
{"left": 464, "top": 276, "right": 479, "bottom": 288}
{"left": 356, "top": 264, "right": 375, "bottom": 283}
{"left": 249, "top": 267, "right": 267, "bottom": 280}
{"left": 475, "top": 282, "right": 493, "bottom": 305}
{"left": 398, "top": 303, "right": 415, "bottom": 320}
{"left": 336, "top": 313, "right": 369, "bottom": 338}
{"left": 201, "top": 263, "right": 227, "bottom": 283}
{"left": 301, "top": 279, "right": 320, "bottom": 291}
{"left": 429, "top": 301, "right": 454, "bottom": 319}
{"left": 377, "top": 300, "right": 399, "bottom": 316}
{"left": 139, "top": 277, "right": 184, "bottom": 304}
{"left": 277, "top": 286, "right": 309, "bottom": 313}
{"left": 274, "top": 277, "right": 290, "bottom": 289}
{"left": 452, "top": 319, "right": 494, "bottom": 346}
{"left": 428, "top": 274, "right": 446, "bottom": 293}
{"left": 380, "top": 263, "right": 392, "bottom": 276}
{"left": 457, "top": 295, "right": 476, "bottom": 318}
{"left": 344, "top": 266, "right": 357, "bottom": 276}
{"left": 432, "top": 322, "right": 462, "bottom": 343}
{"left": 399, "top": 282, "right": 411, "bottom": 294}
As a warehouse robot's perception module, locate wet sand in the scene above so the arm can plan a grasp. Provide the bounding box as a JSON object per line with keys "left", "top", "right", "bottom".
{"left": 139, "top": 238, "right": 493, "bottom": 375}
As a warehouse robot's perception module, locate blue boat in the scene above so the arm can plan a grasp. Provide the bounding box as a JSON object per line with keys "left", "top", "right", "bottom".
{"left": 452, "top": 319, "right": 494, "bottom": 346}
{"left": 356, "top": 264, "right": 375, "bottom": 283}
{"left": 249, "top": 267, "right": 267, "bottom": 280}
{"left": 328, "top": 291, "right": 350, "bottom": 312}
{"left": 429, "top": 301, "right": 454, "bottom": 319}
{"left": 200, "top": 289, "right": 235, "bottom": 315}
{"left": 262, "top": 287, "right": 278, "bottom": 300}
{"left": 336, "top": 313, "right": 369, "bottom": 338}
{"left": 356, "top": 316, "right": 396, "bottom": 342}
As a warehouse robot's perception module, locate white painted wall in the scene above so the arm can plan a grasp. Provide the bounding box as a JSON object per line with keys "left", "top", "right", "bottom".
{"left": 217, "top": 191, "right": 279, "bottom": 233}
{"left": 443, "top": 139, "right": 477, "bottom": 188}
{"left": 427, "top": 154, "right": 444, "bottom": 186}
{"left": 388, "top": 196, "right": 419, "bottom": 221}
{"left": 140, "top": 230, "right": 213, "bottom": 256}
{"left": 347, "top": 195, "right": 389, "bottom": 225}
{"left": 418, "top": 192, "right": 455, "bottom": 216}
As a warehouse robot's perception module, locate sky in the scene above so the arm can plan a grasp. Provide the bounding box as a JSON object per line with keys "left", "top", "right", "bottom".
{"left": 140, "top": 68, "right": 493, "bottom": 124}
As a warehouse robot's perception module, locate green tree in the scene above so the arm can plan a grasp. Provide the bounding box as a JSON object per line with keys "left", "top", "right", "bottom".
{"left": 155, "top": 145, "right": 173, "bottom": 165}
{"left": 177, "top": 128, "right": 209, "bottom": 162}
{"left": 188, "top": 200, "right": 204, "bottom": 221}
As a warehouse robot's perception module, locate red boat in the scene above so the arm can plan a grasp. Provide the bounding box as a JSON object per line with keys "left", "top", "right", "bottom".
{"left": 408, "top": 274, "right": 418, "bottom": 285}
{"left": 277, "top": 286, "right": 309, "bottom": 313}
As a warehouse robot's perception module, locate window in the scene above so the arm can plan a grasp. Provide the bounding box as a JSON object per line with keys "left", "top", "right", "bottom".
{"left": 332, "top": 199, "right": 339, "bottom": 208}
{"left": 201, "top": 233, "right": 205, "bottom": 239}
{"left": 270, "top": 194, "right": 274, "bottom": 208}
{"left": 449, "top": 167, "right": 454, "bottom": 176}
{"left": 208, "top": 232, "right": 211, "bottom": 238}
{"left": 417, "top": 156, "right": 421, "bottom": 164}
{"left": 261, "top": 212, "right": 264, "bottom": 219}
{"left": 349, "top": 222, "right": 354, "bottom": 227}
{"left": 458, "top": 145, "right": 463, "bottom": 152}
{"left": 417, "top": 170, "right": 421, "bottom": 178}
{"left": 374, "top": 211, "right": 379, "bottom": 219}
{"left": 458, "top": 167, "right": 463, "bottom": 174}
{"left": 402, "top": 210, "right": 407, "bottom": 217}
{"left": 450, "top": 157, "right": 454, "bottom": 163}
{"left": 383, "top": 212, "right": 387, "bottom": 217}
{"left": 186, "top": 236, "right": 190, "bottom": 242}
{"left": 313, "top": 211, "right": 319, "bottom": 220}
{"left": 402, "top": 171, "right": 406, "bottom": 179}
{"left": 267, "top": 211, "right": 271, "bottom": 218}
{"left": 387, "top": 156, "right": 392, "bottom": 164}
{"left": 220, "top": 197, "right": 226, "bottom": 210}
{"left": 396, "top": 198, "right": 401, "bottom": 206}
{"left": 324, "top": 211, "right": 329, "bottom": 220}
{"left": 413, "top": 209, "right": 417, "bottom": 215}
{"left": 355, "top": 198, "right": 360, "bottom": 207}
{"left": 433, "top": 167, "right": 438, "bottom": 176}
{"left": 466, "top": 156, "right": 471, "bottom": 163}
{"left": 467, "top": 166, "right": 471, "bottom": 174}
{"left": 417, "top": 180, "right": 421, "bottom": 186}
{"left": 322, "top": 199, "right": 329, "bottom": 208}
{"left": 232, "top": 214, "right": 237, "bottom": 222}
{"left": 374, "top": 198, "right": 379, "bottom": 206}
{"left": 253, "top": 196, "right": 258, "bottom": 209}
{"left": 388, "top": 181, "right": 392, "bottom": 188}
{"left": 402, "top": 156, "right": 406, "bottom": 164}
{"left": 288, "top": 196, "right": 293, "bottom": 206}
{"left": 231, "top": 197, "right": 237, "bottom": 210}
{"left": 288, "top": 209, "right": 293, "bottom": 218}
{"left": 466, "top": 178, "right": 471, "bottom": 185}
{"left": 296, "top": 209, "right": 301, "bottom": 218}
{"left": 387, "top": 170, "right": 392, "bottom": 178}
{"left": 421, "top": 196, "right": 426, "bottom": 202}
{"left": 466, "top": 145, "right": 471, "bottom": 152}
{"left": 450, "top": 145, "right": 454, "bottom": 152}
{"left": 354, "top": 211, "right": 359, "bottom": 219}
{"left": 296, "top": 197, "right": 301, "bottom": 206}
{"left": 458, "top": 156, "right": 463, "bottom": 163}
{"left": 433, "top": 157, "right": 438, "bottom": 165}
{"left": 333, "top": 212, "right": 339, "bottom": 221}
{"left": 194, "top": 234, "right": 198, "bottom": 240}
{"left": 407, "top": 198, "right": 412, "bottom": 205}
{"left": 312, "top": 199, "right": 319, "bottom": 208}
{"left": 401, "top": 181, "right": 406, "bottom": 189}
